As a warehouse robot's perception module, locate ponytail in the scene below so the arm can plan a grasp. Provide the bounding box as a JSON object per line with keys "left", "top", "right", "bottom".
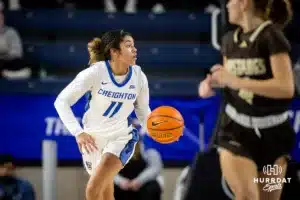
{"left": 87, "top": 30, "right": 132, "bottom": 65}
{"left": 87, "top": 37, "right": 105, "bottom": 65}
{"left": 264, "top": 0, "right": 292, "bottom": 28}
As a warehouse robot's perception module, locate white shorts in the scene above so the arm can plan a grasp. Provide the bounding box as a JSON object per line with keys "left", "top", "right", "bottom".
{"left": 82, "top": 129, "right": 139, "bottom": 175}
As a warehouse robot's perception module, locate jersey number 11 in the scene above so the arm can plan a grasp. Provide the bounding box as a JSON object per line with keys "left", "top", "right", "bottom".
{"left": 103, "top": 101, "right": 123, "bottom": 118}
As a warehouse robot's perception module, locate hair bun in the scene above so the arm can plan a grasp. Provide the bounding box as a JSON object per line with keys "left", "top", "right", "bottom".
{"left": 92, "top": 37, "right": 101, "bottom": 45}
{"left": 88, "top": 37, "right": 102, "bottom": 53}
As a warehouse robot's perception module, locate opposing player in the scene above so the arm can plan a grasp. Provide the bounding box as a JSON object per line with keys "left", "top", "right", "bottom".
{"left": 199, "top": 0, "right": 295, "bottom": 200}
{"left": 54, "top": 30, "right": 151, "bottom": 200}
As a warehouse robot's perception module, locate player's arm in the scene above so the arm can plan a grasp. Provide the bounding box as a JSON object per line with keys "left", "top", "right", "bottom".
{"left": 200, "top": 35, "right": 229, "bottom": 97}
{"left": 210, "top": 57, "right": 227, "bottom": 88}
{"left": 54, "top": 67, "right": 97, "bottom": 136}
{"left": 134, "top": 149, "right": 163, "bottom": 185}
{"left": 134, "top": 71, "right": 151, "bottom": 131}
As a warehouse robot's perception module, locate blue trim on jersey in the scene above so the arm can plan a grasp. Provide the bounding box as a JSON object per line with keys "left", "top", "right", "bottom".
{"left": 103, "top": 101, "right": 117, "bottom": 116}
{"left": 119, "top": 129, "right": 139, "bottom": 166}
{"left": 105, "top": 60, "right": 132, "bottom": 87}
{"left": 84, "top": 91, "right": 92, "bottom": 111}
{"left": 127, "top": 116, "right": 132, "bottom": 127}
{"left": 110, "top": 102, "right": 123, "bottom": 118}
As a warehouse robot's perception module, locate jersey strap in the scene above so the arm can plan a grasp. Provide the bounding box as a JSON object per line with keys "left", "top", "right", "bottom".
{"left": 233, "top": 20, "right": 272, "bottom": 44}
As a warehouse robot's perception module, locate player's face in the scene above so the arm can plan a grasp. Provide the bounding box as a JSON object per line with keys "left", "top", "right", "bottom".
{"left": 119, "top": 35, "right": 137, "bottom": 66}
{"left": 227, "top": 0, "right": 245, "bottom": 25}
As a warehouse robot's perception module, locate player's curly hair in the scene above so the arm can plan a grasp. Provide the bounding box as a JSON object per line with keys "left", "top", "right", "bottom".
{"left": 254, "top": 0, "right": 292, "bottom": 28}
{"left": 87, "top": 30, "right": 132, "bottom": 64}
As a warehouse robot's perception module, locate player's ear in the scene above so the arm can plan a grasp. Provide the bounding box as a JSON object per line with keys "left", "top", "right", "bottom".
{"left": 110, "top": 48, "right": 119, "bottom": 58}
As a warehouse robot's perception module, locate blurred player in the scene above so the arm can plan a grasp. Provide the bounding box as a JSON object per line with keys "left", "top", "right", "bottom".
{"left": 54, "top": 30, "right": 151, "bottom": 200}
{"left": 199, "top": 0, "right": 295, "bottom": 200}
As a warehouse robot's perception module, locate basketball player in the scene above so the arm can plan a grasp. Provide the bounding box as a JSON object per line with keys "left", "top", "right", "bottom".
{"left": 54, "top": 30, "right": 151, "bottom": 200}
{"left": 199, "top": 0, "right": 295, "bottom": 200}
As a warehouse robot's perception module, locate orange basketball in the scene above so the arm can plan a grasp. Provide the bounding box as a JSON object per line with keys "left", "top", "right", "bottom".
{"left": 147, "top": 106, "right": 184, "bottom": 144}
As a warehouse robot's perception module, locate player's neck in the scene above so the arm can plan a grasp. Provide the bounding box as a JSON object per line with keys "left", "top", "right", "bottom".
{"left": 240, "top": 14, "right": 265, "bottom": 33}
{"left": 109, "top": 60, "right": 128, "bottom": 76}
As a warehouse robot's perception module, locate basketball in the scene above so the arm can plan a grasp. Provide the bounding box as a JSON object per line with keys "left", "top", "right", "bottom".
{"left": 147, "top": 106, "right": 184, "bottom": 144}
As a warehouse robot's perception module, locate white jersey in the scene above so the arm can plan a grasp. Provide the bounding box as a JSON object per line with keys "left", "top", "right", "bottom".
{"left": 54, "top": 60, "right": 151, "bottom": 137}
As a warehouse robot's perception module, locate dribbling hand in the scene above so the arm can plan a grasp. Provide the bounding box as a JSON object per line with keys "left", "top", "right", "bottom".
{"left": 75, "top": 132, "right": 98, "bottom": 154}
{"left": 198, "top": 74, "right": 216, "bottom": 98}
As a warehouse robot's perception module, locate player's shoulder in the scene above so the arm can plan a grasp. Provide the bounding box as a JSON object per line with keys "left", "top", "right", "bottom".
{"left": 131, "top": 64, "right": 142, "bottom": 73}
{"left": 131, "top": 64, "right": 148, "bottom": 84}
{"left": 259, "top": 23, "right": 286, "bottom": 39}
{"left": 90, "top": 61, "right": 107, "bottom": 72}
{"left": 259, "top": 22, "right": 291, "bottom": 53}
{"left": 81, "top": 61, "right": 106, "bottom": 74}
{"left": 244, "top": 21, "right": 285, "bottom": 44}
{"left": 131, "top": 64, "right": 146, "bottom": 77}
{"left": 261, "top": 22, "right": 282, "bottom": 33}
{"left": 76, "top": 61, "right": 105, "bottom": 79}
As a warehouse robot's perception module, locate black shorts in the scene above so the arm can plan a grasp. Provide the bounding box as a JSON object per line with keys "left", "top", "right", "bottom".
{"left": 215, "top": 115, "right": 296, "bottom": 171}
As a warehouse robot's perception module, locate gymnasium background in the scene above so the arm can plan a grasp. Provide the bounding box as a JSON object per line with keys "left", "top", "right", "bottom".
{"left": 0, "top": 0, "right": 299, "bottom": 199}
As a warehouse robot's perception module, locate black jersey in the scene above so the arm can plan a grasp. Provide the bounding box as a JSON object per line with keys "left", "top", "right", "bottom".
{"left": 221, "top": 20, "right": 292, "bottom": 116}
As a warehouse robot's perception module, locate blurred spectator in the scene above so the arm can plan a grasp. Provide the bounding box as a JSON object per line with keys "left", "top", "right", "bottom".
{"left": 136, "top": 0, "right": 165, "bottom": 14}
{"left": 165, "top": 0, "right": 219, "bottom": 11}
{"left": 0, "top": 154, "right": 35, "bottom": 200}
{"left": 103, "top": 0, "right": 218, "bottom": 14}
{"left": 19, "top": 0, "right": 61, "bottom": 9}
{"left": 114, "top": 119, "right": 163, "bottom": 200}
{"left": 0, "top": 12, "right": 29, "bottom": 79}
{"left": 0, "top": 0, "right": 21, "bottom": 10}
{"left": 104, "top": 0, "right": 137, "bottom": 13}
{"left": 137, "top": 0, "right": 219, "bottom": 12}
{"left": 20, "top": 0, "right": 221, "bottom": 12}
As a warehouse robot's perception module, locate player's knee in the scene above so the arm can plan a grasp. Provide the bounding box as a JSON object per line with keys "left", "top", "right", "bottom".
{"left": 86, "top": 180, "right": 106, "bottom": 200}
{"left": 233, "top": 186, "right": 259, "bottom": 200}
{"left": 103, "top": 182, "right": 114, "bottom": 200}
{"left": 86, "top": 183, "right": 98, "bottom": 200}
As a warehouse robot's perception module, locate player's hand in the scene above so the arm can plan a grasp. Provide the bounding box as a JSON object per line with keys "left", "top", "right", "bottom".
{"left": 128, "top": 179, "right": 142, "bottom": 191}
{"left": 211, "top": 64, "right": 238, "bottom": 89}
{"left": 75, "top": 132, "right": 98, "bottom": 154}
{"left": 210, "top": 64, "right": 223, "bottom": 73}
{"left": 120, "top": 179, "right": 131, "bottom": 191}
{"left": 198, "top": 74, "right": 216, "bottom": 98}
